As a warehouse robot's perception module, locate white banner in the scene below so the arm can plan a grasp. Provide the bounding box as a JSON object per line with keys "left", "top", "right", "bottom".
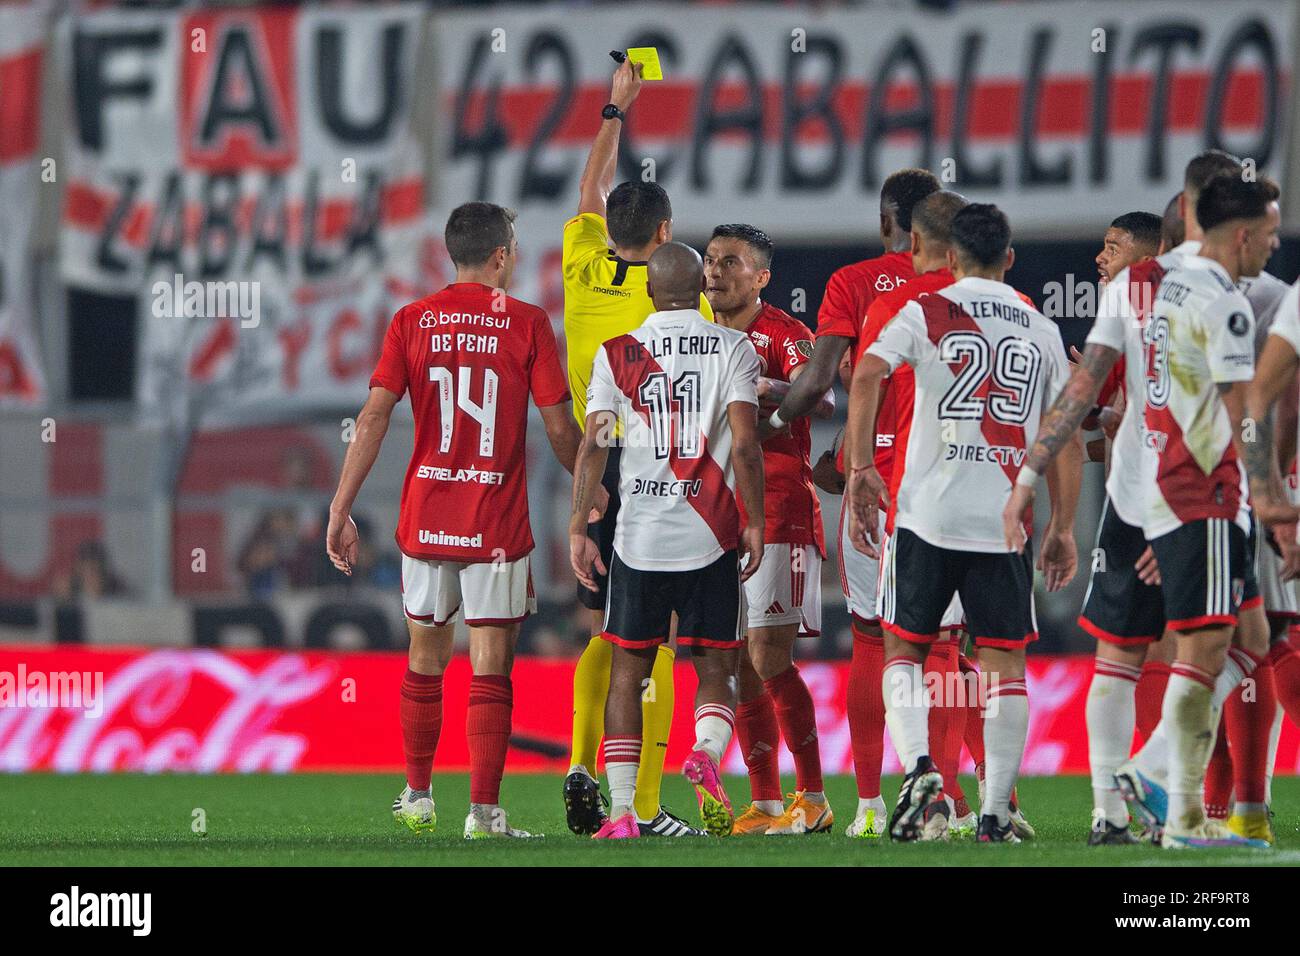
{"left": 434, "top": 0, "right": 1295, "bottom": 309}
{"left": 58, "top": 6, "right": 431, "bottom": 417}
{"left": 0, "top": 2, "right": 50, "bottom": 409}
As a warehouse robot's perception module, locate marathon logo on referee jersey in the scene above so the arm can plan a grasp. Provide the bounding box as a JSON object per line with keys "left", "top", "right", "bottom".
{"left": 944, "top": 443, "right": 1027, "bottom": 466}
{"left": 418, "top": 530, "right": 484, "bottom": 548}
{"left": 416, "top": 465, "right": 505, "bottom": 485}
{"left": 631, "top": 478, "right": 704, "bottom": 498}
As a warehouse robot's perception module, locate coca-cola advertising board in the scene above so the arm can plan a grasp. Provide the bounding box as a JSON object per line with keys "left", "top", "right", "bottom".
{"left": 3, "top": 648, "right": 1297, "bottom": 775}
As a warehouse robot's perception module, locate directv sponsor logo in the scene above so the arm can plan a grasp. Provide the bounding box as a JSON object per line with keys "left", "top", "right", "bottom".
{"left": 632, "top": 478, "right": 703, "bottom": 497}
{"left": 416, "top": 464, "right": 505, "bottom": 485}
{"left": 419, "top": 530, "right": 484, "bottom": 548}
{"left": 943, "top": 443, "right": 1027, "bottom": 466}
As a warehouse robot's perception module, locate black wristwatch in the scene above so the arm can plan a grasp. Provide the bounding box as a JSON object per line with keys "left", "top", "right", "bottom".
{"left": 601, "top": 103, "right": 627, "bottom": 123}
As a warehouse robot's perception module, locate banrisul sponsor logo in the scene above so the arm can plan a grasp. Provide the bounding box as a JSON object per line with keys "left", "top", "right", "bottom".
{"left": 50, "top": 886, "right": 151, "bottom": 936}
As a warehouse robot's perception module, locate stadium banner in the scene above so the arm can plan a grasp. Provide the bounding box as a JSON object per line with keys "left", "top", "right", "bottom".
{"left": 57, "top": 5, "right": 431, "bottom": 416}
{"left": 2, "top": 647, "right": 1297, "bottom": 775}
{"left": 434, "top": 0, "right": 1295, "bottom": 311}
{"left": 0, "top": 2, "right": 49, "bottom": 409}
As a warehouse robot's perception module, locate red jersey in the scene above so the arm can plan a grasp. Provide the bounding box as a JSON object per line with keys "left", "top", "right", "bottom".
{"left": 739, "top": 302, "right": 826, "bottom": 556}
{"left": 817, "top": 250, "right": 914, "bottom": 469}
{"left": 856, "top": 269, "right": 1036, "bottom": 532}
{"left": 369, "top": 282, "right": 569, "bottom": 563}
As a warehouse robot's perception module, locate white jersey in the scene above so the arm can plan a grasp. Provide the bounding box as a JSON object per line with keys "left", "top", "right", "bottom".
{"left": 1141, "top": 255, "right": 1255, "bottom": 538}
{"left": 1239, "top": 269, "right": 1289, "bottom": 353}
{"left": 587, "top": 308, "right": 760, "bottom": 571}
{"left": 1264, "top": 278, "right": 1300, "bottom": 480}
{"left": 866, "top": 275, "right": 1070, "bottom": 553}
{"left": 1086, "top": 240, "right": 1201, "bottom": 529}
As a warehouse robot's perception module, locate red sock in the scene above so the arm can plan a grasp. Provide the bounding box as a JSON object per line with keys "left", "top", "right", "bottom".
{"left": 1134, "top": 660, "right": 1171, "bottom": 747}
{"left": 1224, "top": 653, "right": 1275, "bottom": 805}
{"left": 466, "top": 674, "right": 512, "bottom": 805}
{"left": 735, "top": 693, "right": 782, "bottom": 803}
{"left": 958, "top": 654, "right": 986, "bottom": 767}
{"left": 1204, "top": 712, "right": 1232, "bottom": 820}
{"left": 400, "top": 669, "right": 443, "bottom": 791}
{"left": 925, "top": 640, "right": 961, "bottom": 788}
{"left": 847, "top": 623, "right": 885, "bottom": 799}
{"left": 765, "top": 665, "right": 823, "bottom": 794}
{"left": 1270, "top": 639, "right": 1300, "bottom": 728}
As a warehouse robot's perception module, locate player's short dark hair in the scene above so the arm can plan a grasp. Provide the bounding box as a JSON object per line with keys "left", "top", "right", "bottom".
{"left": 606, "top": 181, "right": 673, "bottom": 249}
{"left": 911, "top": 190, "right": 968, "bottom": 246}
{"left": 1196, "top": 175, "right": 1280, "bottom": 232}
{"left": 709, "top": 223, "right": 774, "bottom": 269}
{"left": 950, "top": 203, "right": 1011, "bottom": 268}
{"left": 880, "top": 168, "right": 942, "bottom": 232}
{"left": 1161, "top": 192, "right": 1184, "bottom": 250}
{"left": 1110, "top": 211, "right": 1162, "bottom": 252}
{"left": 444, "top": 202, "right": 516, "bottom": 267}
{"left": 1184, "top": 149, "right": 1243, "bottom": 199}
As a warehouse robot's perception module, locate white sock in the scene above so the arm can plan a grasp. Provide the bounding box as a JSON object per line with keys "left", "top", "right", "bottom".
{"left": 882, "top": 658, "right": 929, "bottom": 772}
{"left": 982, "top": 678, "right": 1028, "bottom": 826}
{"left": 1163, "top": 668, "right": 1217, "bottom": 831}
{"left": 1135, "top": 649, "right": 1255, "bottom": 784}
{"left": 1266, "top": 702, "right": 1283, "bottom": 805}
{"left": 801, "top": 791, "right": 826, "bottom": 804}
{"left": 692, "top": 703, "right": 735, "bottom": 764}
{"left": 1087, "top": 659, "right": 1140, "bottom": 825}
{"left": 755, "top": 799, "right": 784, "bottom": 816}
{"left": 602, "top": 736, "right": 641, "bottom": 818}
{"left": 857, "top": 795, "right": 885, "bottom": 814}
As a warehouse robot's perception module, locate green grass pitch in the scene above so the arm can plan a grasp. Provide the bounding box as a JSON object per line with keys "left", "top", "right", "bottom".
{"left": 4, "top": 773, "right": 1298, "bottom": 866}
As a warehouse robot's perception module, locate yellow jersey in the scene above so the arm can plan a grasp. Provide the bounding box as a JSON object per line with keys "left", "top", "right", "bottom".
{"left": 562, "top": 212, "right": 713, "bottom": 424}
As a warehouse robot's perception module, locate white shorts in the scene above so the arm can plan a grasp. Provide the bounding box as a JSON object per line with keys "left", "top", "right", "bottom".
{"left": 1256, "top": 525, "right": 1299, "bottom": 619}
{"left": 401, "top": 554, "right": 536, "bottom": 627}
{"left": 743, "top": 543, "right": 822, "bottom": 636}
{"left": 838, "top": 503, "right": 882, "bottom": 621}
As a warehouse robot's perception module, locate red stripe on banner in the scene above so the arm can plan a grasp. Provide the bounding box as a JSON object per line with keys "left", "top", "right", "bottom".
{"left": 61, "top": 177, "right": 426, "bottom": 243}
{"left": 2, "top": 647, "right": 1300, "bottom": 775}
{"left": 452, "top": 69, "right": 1273, "bottom": 148}
{"left": 603, "top": 334, "right": 742, "bottom": 554}
{"left": 0, "top": 47, "right": 42, "bottom": 163}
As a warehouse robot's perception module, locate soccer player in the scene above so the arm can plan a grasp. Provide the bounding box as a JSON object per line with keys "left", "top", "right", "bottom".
{"left": 570, "top": 242, "right": 766, "bottom": 839}
{"left": 852, "top": 189, "right": 1046, "bottom": 841}
{"left": 327, "top": 202, "right": 585, "bottom": 839}
{"left": 1003, "top": 151, "right": 1254, "bottom": 846}
{"left": 1008, "top": 173, "right": 1281, "bottom": 849}
{"left": 702, "top": 224, "right": 833, "bottom": 835}
{"left": 561, "top": 57, "right": 713, "bottom": 837}
{"left": 846, "top": 203, "right": 1080, "bottom": 843}
{"left": 1159, "top": 192, "right": 1185, "bottom": 254}
{"left": 763, "top": 167, "right": 941, "bottom": 837}
{"left": 1095, "top": 211, "right": 1160, "bottom": 284}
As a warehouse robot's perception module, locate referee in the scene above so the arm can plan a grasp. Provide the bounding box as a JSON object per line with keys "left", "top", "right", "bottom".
{"left": 562, "top": 57, "right": 713, "bottom": 839}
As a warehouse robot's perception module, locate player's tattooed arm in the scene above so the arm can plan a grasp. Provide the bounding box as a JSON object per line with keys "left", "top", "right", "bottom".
{"left": 763, "top": 334, "right": 850, "bottom": 439}
{"left": 1022, "top": 342, "right": 1120, "bottom": 477}
{"left": 1241, "top": 336, "right": 1300, "bottom": 526}
{"left": 327, "top": 387, "right": 400, "bottom": 574}
{"left": 569, "top": 412, "right": 614, "bottom": 535}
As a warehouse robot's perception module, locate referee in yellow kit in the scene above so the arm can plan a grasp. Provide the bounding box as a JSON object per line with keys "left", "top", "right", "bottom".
{"left": 562, "top": 56, "right": 713, "bottom": 838}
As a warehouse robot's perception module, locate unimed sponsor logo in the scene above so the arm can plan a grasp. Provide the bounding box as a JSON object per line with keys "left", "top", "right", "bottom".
{"left": 418, "top": 529, "right": 483, "bottom": 548}
{"left": 50, "top": 886, "right": 151, "bottom": 936}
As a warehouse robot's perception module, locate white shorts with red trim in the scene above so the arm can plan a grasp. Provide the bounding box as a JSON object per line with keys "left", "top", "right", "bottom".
{"left": 838, "top": 503, "right": 882, "bottom": 621}
{"left": 401, "top": 553, "right": 536, "bottom": 627}
{"left": 743, "top": 543, "right": 822, "bottom": 636}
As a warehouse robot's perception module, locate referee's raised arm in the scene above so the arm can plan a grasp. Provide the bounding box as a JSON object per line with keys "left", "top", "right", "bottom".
{"left": 577, "top": 58, "right": 643, "bottom": 218}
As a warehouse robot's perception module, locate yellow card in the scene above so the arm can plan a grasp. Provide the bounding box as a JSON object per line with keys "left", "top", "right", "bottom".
{"left": 625, "top": 47, "right": 663, "bottom": 81}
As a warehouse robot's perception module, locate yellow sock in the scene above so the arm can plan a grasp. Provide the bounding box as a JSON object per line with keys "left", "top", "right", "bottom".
{"left": 634, "top": 644, "right": 676, "bottom": 821}
{"left": 569, "top": 636, "right": 611, "bottom": 772}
